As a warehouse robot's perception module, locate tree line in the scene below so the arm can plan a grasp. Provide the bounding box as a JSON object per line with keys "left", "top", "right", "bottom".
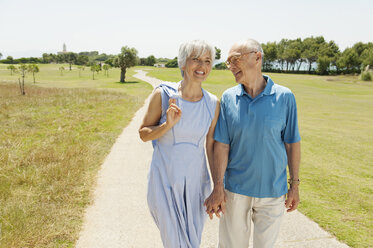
{"left": 1, "top": 37, "right": 371, "bottom": 79}
{"left": 260, "top": 36, "right": 372, "bottom": 75}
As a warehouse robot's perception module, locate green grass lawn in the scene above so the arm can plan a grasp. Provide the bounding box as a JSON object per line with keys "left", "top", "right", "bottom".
{"left": 146, "top": 67, "right": 373, "bottom": 248}
{"left": 0, "top": 64, "right": 152, "bottom": 247}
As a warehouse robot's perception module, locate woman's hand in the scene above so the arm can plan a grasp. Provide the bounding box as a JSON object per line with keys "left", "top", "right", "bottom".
{"left": 166, "top": 98, "right": 182, "bottom": 127}
{"left": 204, "top": 185, "right": 227, "bottom": 219}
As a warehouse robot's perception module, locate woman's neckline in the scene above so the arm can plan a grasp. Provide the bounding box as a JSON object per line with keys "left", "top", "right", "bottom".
{"left": 177, "top": 81, "right": 204, "bottom": 103}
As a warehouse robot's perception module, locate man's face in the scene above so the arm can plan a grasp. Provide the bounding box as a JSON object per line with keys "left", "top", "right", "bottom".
{"left": 227, "top": 45, "right": 258, "bottom": 83}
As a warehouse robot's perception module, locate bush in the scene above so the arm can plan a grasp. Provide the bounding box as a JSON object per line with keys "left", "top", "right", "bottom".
{"left": 361, "top": 71, "right": 372, "bottom": 81}
{"left": 165, "top": 57, "right": 178, "bottom": 68}
{"left": 214, "top": 62, "right": 227, "bottom": 70}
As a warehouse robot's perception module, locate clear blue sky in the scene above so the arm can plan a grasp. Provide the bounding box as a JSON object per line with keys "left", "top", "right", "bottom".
{"left": 0, "top": 0, "right": 372, "bottom": 60}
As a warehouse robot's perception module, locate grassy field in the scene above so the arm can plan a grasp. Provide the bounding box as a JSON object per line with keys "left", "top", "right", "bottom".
{"left": 0, "top": 64, "right": 152, "bottom": 247}
{"left": 146, "top": 67, "right": 373, "bottom": 248}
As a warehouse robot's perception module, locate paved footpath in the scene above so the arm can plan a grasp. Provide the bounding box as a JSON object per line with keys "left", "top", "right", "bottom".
{"left": 76, "top": 70, "right": 350, "bottom": 248}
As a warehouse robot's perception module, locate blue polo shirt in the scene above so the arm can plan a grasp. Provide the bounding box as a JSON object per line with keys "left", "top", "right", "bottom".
{"left": 214, "top": 75, "right": 301, "bottom": 198}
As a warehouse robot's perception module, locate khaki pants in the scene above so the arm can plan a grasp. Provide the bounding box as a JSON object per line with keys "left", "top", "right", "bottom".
{"left": 219, "top": 190, "right": 285, "bottom": 248}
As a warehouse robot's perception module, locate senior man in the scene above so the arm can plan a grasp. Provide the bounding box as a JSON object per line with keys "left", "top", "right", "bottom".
{"left": 204, "top": 39, "right": 301, "bottom": 248}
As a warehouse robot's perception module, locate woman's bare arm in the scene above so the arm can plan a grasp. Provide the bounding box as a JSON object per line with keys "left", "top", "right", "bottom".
{"left": 139, "top": 88, "right": 181, "bottom": 142}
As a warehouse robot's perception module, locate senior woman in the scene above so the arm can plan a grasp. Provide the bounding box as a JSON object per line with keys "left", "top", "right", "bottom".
{"left": 139, "top": 40, "right": 219, "bottom": 248}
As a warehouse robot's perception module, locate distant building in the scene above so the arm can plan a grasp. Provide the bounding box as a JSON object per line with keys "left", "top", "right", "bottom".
{"left": 58, "top": 43, "right": 69, "bottom": 54}
{"left": 154, "top": 63, "right": 165, "bottom": 68}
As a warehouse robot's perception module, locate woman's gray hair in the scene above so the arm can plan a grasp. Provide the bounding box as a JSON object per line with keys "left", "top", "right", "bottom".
{"left": 236, "top": 39, "right": 264, "bottom": 60}
{"left": 178, "top": 40, "right": 215, "bottom": 77}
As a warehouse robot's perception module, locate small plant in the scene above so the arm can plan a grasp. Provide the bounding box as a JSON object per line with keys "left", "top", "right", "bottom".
{"left": 103, "top": 64, "right": 111, "bottom": 77}
{"left": 90, "top": 65, "right": 100, "bottom": 80}
{"left": 17, "top": 64, "right": 28, "bottom": 95}
{"left": 7, "top": 65, "right": 17, "bottom": 75}
{"left": 361, "top": 71, "right": 372, "bottom": 81}
{"left": 78, "top": 66, "right": 85, "bottom": 77}
{"left": 59, "top": 66, "right": 65, "bottom": 76}
{"left": 28, "top": 64, "right": 39, "bottom": 84}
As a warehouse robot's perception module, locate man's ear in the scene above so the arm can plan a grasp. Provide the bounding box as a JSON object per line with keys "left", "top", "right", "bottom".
{"left": 256, "top": 52, "right": 262, "bottom": 65}
{"left": 256, "top": 52, "right": 261, "bottom": 62}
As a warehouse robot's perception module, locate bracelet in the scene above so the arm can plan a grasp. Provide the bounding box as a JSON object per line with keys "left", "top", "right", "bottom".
{"left": 288, "top": 178, "right": 300, "bottom": 185}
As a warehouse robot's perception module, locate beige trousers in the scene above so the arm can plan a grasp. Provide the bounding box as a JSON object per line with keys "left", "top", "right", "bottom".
{"left": 219, "top": 190, "right": 285, "bottom": 248}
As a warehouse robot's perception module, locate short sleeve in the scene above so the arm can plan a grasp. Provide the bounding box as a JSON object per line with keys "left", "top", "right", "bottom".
{"left": 214, "top": 95, "right": 230, "bottom": 144}
{"left": 283, "top": 93, "right": 301, "bottom": 144}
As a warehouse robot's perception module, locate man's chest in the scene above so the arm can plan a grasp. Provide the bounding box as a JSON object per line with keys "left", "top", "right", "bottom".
{"left": 226, "top": 96, "right": 287, "bottom": 140}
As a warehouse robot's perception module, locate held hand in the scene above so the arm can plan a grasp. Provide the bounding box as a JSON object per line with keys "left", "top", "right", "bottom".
{"left": 204, "top": 186, "right": 227, "bottom": 220}
{"left": 285, "top": 186, "right": 300, "bottom": 212}
{"left": 166, "top": 98, "right": 182, "bottom": 127}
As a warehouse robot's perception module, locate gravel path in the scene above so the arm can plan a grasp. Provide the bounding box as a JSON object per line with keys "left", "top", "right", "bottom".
{"left": 76, "top": 70, "right": 349, "bottom": 248}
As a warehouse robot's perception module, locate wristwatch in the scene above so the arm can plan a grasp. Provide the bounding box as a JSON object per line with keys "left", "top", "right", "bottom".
{"left": 288, "top": 178, "right": 300, "bottom": 185}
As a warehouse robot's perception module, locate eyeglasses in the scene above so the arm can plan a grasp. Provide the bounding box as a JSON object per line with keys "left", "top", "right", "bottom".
{"left": 225, "top": 51, "right": 257, "bottom": 68}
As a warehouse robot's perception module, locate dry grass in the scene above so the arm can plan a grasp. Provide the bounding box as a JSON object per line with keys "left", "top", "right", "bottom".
{"left": 0, "top": 81, "right": 151, "bottom": 247}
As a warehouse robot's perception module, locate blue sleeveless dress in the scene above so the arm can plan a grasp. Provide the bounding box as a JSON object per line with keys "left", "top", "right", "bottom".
{"left": 147, "top": 81, "right": 217, "bottom": 248}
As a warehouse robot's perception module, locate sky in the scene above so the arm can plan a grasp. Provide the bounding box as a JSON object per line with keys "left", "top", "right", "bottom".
{"left": 0, "top": 0, "right": 372, "bottom": 60}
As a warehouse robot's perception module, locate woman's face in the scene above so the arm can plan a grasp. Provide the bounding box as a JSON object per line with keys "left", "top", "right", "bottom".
{"left": 182, "top": 51, "right": 212, "bottom": 83}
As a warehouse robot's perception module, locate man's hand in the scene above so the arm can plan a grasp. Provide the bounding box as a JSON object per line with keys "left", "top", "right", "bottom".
{"left": 204, "top": 185, "right": 227, "bottom": 219}
{"left": 285, "top": 186, "right": 299, "bottom": 212}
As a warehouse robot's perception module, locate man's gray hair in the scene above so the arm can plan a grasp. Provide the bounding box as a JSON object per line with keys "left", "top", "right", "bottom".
{"left": 178, "top": 40, "right": 215, "bottom": 77}
{"left": 236, "top": 38, "right": 264, "bottom": 60}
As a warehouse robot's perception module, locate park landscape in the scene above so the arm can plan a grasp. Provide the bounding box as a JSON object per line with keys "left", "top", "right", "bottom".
{"left": 0, "top": 41, "right": 372, "bottom": 247}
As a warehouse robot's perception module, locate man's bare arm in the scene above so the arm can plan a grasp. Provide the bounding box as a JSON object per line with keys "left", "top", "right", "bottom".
{"left": 204, "top": 141, "right": 229, "bottom": 219}
{"left": 285, "top": 141, "right": 301, "bottom": 212}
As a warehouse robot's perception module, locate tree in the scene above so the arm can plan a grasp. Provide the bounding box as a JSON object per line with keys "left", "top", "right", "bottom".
{"left": 42, "top": 53, "right": 56, "bottom": 64}
{"left": 103, "top": 64, "right": 111, "bottom": 77}
{"left": 215, "top": 47, "right": 221, "bottom": 60}
{"left": 361, "top": 46, "right": 373, "bottom": 68}
{"left": 56, "top": 54, "right": 66, "bottom": 63}
{"left": 2, "top": 56, "right": 14, "bottom": 64}
{"left": 113, "top": 46, "right": 138, "bottom": 83}
{"left": 59, "top": 66, "right": 65, "bottom": 76}
{"left": 90, "top": 64, "right": 100, "bottom": 80}
{"left": 66, "top": 52, "right": 77, "bottom": 70}
{"left": 302, "top": 36, "right": 323, "bottom": 73}
{"left": 17, "top": 64, "right": 28, "bottom": 95}
{"left": 262, "top": 41, "right": 277, "bottom": 70}
{"left": 0, "top": 52, "right": 2, "bottom": 60}
{"left": 139, "top": 58, "right": 147, "bottom": 65}
{"left": 76, "top": 55, "right": 89, "bottom": 65}
{"left": 7, "top": 65, "right": 17, "bottom": 75}
{"left": 28, "top": 64, "right": 39, "bottom": 83}
{"left": 78, "top": 66, "right": 85, "bottom": 77}
{"left": 317, "top": 40, "right": 340, "bottom": 74}
{"left": 214, "top": 62, "right": 227, "bottom": 70}
{"left": 95, "top": 53, "right": 110, "bottom": 62}
{"left": 276, "top": 39, "right": 288, "bottom": 71}
{"left": 105, "top": 57, "right": 114, "bottom": 67}
{"left": 352, "top": 42, "right": 368, "bottom": 57}
{"left": 165, "top": 57, "right": 178, "bottom": 68}
{"left": 336, "top": 48, "right": 360, "bottom": 73}
{"left": 317, "top": 56, "right": 332, "bottom": 75}
{"left": 145, "top": 55, "right": 156, "bottom": 66}
{"left": 283, "top": 38, "right": 302, "bottom": 71}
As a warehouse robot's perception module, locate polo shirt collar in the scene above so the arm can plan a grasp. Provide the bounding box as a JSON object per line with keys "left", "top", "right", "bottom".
{"left": 236, "top": 75, "right": 276, "bottom": 97}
